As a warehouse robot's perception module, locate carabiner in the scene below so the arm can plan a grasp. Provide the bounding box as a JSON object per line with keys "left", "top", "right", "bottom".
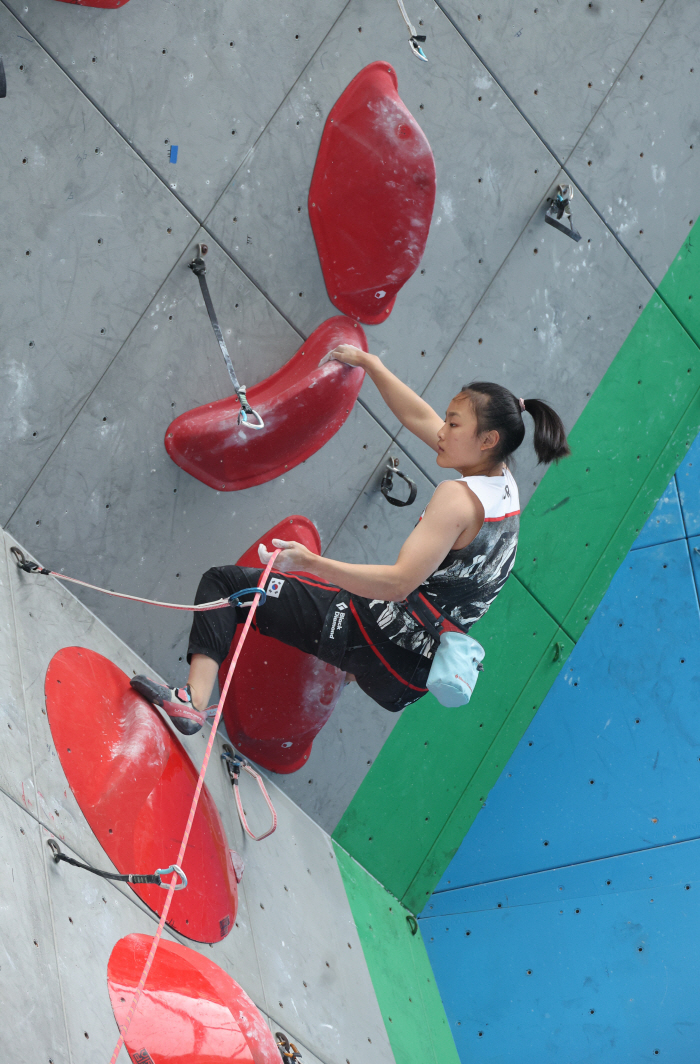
{"left": 228, "top": 586, "right": 268, "bottom": 608}
{"left": 236, "top": 387, "right": 265, "bottom": 431}
{"left": 154, "top": 864, "right": 188, "bottom": 890}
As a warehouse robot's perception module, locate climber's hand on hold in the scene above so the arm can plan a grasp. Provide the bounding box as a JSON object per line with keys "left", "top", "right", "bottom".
{"left": 258, "top": 539, "right": 315, "bottom": 573}
{"left": 319, "top": 343, "right": 370, "bottom": 369}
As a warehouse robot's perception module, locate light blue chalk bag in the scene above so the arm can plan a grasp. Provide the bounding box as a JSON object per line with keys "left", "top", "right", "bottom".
{"left": 427, "top": 631, "right": 485, "bottom": 708}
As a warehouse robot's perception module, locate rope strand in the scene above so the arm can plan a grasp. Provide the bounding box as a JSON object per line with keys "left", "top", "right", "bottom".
{"left": 107, "top": 549, "right": 280, "bottom": 1064}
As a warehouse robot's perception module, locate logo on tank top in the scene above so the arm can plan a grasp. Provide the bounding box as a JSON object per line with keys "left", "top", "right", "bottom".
{"left": 267, "top": 578, "right": 285, "bottom": 598}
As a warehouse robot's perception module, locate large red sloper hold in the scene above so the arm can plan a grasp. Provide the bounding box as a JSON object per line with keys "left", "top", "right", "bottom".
{"left": 108, "top": 934, "right": 280, "bottom": 1063}
{"left": 220, "top": 516, "right": 345, "bottom": 774}
{"left": 45, "top": 647, "right": 238, "bottom": 944}
{"left": 53, "top": 0, "right": 129, "bottom": 8}
{"left": 165, "top": 316, "right": 366, "bottom": 491}
{"left": 309, "top": 61, "right": 436, "bottom": 325}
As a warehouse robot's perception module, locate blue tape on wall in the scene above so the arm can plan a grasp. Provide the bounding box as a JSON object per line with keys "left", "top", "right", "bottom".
{"left": 169, "top": 145, "right": 178, "bottom": 163}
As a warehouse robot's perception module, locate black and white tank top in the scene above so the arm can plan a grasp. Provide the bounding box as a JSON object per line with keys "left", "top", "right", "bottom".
{"left": 364, "top": 467, "right": 520, "bottom": 658}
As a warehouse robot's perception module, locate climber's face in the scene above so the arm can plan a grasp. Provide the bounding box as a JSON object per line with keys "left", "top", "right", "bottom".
{"left": 436, "top": 394, "right": 501, "bottom": 476}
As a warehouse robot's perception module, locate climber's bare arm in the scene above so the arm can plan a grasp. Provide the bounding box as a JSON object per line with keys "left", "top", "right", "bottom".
{"left": 324, "top": 345, "right": 443, "bottom": 451}
{"left": 259, "top": 481, "right": 484, "bottom": 602}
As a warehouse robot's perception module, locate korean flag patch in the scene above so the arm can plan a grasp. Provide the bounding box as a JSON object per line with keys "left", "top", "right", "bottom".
{"left": 267, "top": 578, "right": 285, "bottom": 598}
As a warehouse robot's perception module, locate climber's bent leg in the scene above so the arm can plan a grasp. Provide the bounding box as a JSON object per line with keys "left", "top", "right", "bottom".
{"left": 187, "top": 654, "right": 220, "bottom": 713}
{"left": 187, "top": 564, "right": 341, "bottom": 660}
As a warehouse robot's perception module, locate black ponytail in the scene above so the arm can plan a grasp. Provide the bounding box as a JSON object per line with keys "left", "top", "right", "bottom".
{"left": 458, "top": 382, "right": 570, "bottom": 465}
{"left": 522, "top": 397, "right": 571, "bottom": 464}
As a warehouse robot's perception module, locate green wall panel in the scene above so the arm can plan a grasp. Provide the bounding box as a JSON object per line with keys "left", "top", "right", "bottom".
{"left": 334, "top": 842, "right": 460, "bottom": 1064}
{"left": 515, "top": 297, "right": 700, "bottom": 631}
{"left": 402, "top": 627, "right": 574, "bottom": 914}
{"left": 658, "top": 221, "right": 700, "bottom": 346}
{"left": 334, "top": 577, "right": 561, "bottom": 900}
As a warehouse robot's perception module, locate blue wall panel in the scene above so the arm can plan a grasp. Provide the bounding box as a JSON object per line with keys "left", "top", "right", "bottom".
{"left": 630, "top": 477, "right": 684, "bottom": 550}
{"left": 420, "top": 439, "right": 700, "bottom": 1062}
{"left": 421, "top": 842, "right": 700, "bottom": 1063}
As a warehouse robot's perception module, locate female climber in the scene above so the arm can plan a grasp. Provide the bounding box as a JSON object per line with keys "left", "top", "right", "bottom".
{"left": 131, "top": 346, "right": 570, "bottom": 735}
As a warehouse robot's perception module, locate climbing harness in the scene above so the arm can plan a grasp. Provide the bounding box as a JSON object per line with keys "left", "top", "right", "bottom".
{"left": 188, "top": 243, "right": 264, "bottom": 430}
{"left": 108, "top": 550, "right": 280, "bottom": 1064}
{"left": 276, "top": 1033, "right": 303, "bottom": 1063}
{"left": 396, "top": 0, "right": 428, "bottom": 61}
{"left": 545, "top": 183, "right": 581, "bottom": 242}
{"left": 10, "top": 546, "right": 265, "bottom": 613}
{"left": 381, "top": 456, "right": 417, "bottom": 507}
{"left": 47, "top": 839, "right": 187, "bottom": 890}
{"left": 221, "top": 745, "right": 277, "bottom": 841}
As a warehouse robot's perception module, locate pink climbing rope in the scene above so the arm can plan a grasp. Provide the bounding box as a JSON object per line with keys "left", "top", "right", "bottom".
{"left": 107, "top": 549, "right": 280, "bottom": 1064}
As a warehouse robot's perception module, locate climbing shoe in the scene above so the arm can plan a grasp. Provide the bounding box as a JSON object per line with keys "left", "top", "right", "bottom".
{"left": 130, "top": 675, "right": 204, "bottom": 736}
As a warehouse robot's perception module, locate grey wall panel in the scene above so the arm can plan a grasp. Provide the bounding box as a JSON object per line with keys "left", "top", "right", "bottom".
{"left": 4, "top": 526, "right": 393, "bottom": 1064}
{"left": 206, "top": 0, "right": 560, "bottom": 430}
{"left": 0, "top": 792, "right": 72, "bottom": 1064}
{"left": 394, "top": 168, "right": 655, "bottom": 510}
{"left": 6, "top": 231, "right": 392, "bottom": 684}
{"left": 567, "top": 0, "right": 700, "bottom": 285}
{"left": 42, "top": 822, "right": 172, "bottom": 1064}
{"left": 0, "top": 5, "right": 198, "bottom": 524}
{"left": 0, "top": 537, "right": 36, "bottom": 805}
{"left": 5, "top": 0, "right": 349, "bottom": 220}
{"left": 237, "top": 780, "right": 394, "bottom": 1064}
{"left": 438, "top": 0, "right": 663, "bottom": 157}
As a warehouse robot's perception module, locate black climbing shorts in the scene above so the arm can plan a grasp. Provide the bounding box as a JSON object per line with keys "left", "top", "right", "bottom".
{"left": 187, "top": 565, "right": 430, "bottom": 712}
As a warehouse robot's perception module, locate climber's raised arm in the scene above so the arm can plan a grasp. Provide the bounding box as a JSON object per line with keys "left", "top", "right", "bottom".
{"left": 325, "top": 344, "right": 443, "bottom": 451}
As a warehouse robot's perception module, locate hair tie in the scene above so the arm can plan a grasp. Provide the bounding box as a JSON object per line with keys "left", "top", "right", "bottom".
{"left": 518, "top": 397, "right": 526, "bottom": 412}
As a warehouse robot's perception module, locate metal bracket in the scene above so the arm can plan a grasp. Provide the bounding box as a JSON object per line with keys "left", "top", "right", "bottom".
{"left": 380, "top": 457, "right": 417, "bottom": 507}
{"left": 545, "top": 183, "right": 581, "bottom": 242}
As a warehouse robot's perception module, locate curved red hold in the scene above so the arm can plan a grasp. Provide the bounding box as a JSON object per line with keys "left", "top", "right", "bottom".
{"left": 309, "top": 61, "right": 436, "bottom": 325}
{"left": 220, "top": 516, "right": 345, "bottom": 774}
{"left": 108, "top": 934, "right": 280, "bottom": 1063}
{"left": 45, "top": 647, "right": 238, "bottom": 944}
{"left": 164, "top": 316, "right": 366, "bottom": 492}
{"left": 53, "top": 0, "right": 129, "bottom": 7}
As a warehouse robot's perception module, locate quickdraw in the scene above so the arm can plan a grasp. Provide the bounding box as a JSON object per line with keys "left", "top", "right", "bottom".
{"left": 381, "top": 456, "right": 417, "bottom": 507}
{"left": 10, "top": 546, "right": 266, "bottom": 612}
{"left": 0, "top": 57, "right": 6, "bottom": 99}
{"left": 188, "top": 244, "right": 264, "bottom": 430}
{"left": 396, "top": 0, "right": 428, "bottom": 61}
{"left": 276, "top": 1032, "right": 303, "bottom": 1063}
{"left": 545, "top": 183, "right": 582, "bottom": 242}
{"left": 47, "top": 839, "right": 187, "bottom": 890}
{"left": 221, "top": 745, "right": 278, "bottom": 841}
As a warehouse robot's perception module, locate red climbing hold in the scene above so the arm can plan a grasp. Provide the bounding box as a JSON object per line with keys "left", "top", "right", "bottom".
{"left": 53, "top": 0, "right": 129, "bottom": 8}
{"left": 45, "top": 647, "right": 237, "bottom": 944}
{"left": 309, "top": 61, "right": 436, "bottom": 325}
{"left": 108, "top": 934, "right": 280, "bottom": 1063}
{"left": 220, "top": 516, "right": 345, "bottom": 774}
{"left": 164, "top": 316, "right": 366, "bottom": 491}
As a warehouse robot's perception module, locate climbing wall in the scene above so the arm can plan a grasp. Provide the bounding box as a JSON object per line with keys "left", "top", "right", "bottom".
{"left": 0, "top": 526, "right": 394, "bottom": 1063}
{"left": 8, "top": 0, "right": 699, "bottom": 834}
{"left": 419, "top": 436, "right": 700, "bottom": 1061}
{"left": 4, "top": 0, "right": 700, "bottom": 1061}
